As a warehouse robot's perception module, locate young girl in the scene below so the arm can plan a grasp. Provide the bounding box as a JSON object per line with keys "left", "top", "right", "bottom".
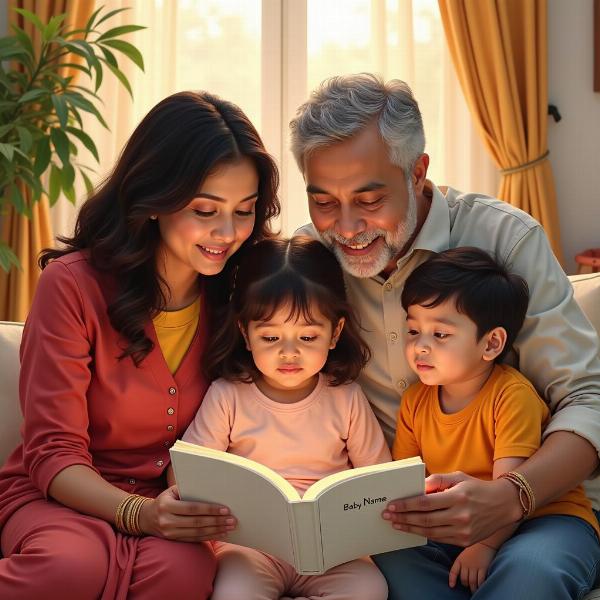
{"left": 178, "top": 236, "right": 390, "bottom": 600}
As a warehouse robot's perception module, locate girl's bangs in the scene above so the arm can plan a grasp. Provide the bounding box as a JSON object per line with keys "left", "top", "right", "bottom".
{"left": 241, "top": 274, "right": 332, "bottom": 325}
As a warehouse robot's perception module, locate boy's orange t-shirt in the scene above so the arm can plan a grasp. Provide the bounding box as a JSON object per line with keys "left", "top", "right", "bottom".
{"left": 393, "top": 364, "right": 599, "bottom": 536}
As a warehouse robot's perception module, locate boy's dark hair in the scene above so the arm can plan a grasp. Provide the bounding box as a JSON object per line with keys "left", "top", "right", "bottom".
{"left": 401, "top": 247, "right": 529, "bottom": 362}
{"left": 205, "top": 237, "right": 370, "bottom": 385}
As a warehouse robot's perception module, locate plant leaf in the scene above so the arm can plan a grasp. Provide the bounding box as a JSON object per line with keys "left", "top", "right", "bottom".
{"left": 16, "top": 126, "right": 33, "bottom": 153}
{"left": 43, "top": 14, "right": 66, "bottom": 42}
{"left": 65, "top": 39, "right": 102, "bottom": 72}
{"left": 49, "top": 163, "right": 61, "bottom": 205}
{"left": 96, "top": 24, "right": 146, "bottom": 41}
{"left": 60, "top": 162, "right": 75, "bottom": 190}
{"left": 55, "top": 62, "right": 91, "bottom": 77}
{"left": 9, "top": 183, "right": 27, "bottom": 215}
{"left": 33, "top": 137, "right": 51, "bottom": 176}
{"left": 18, "top": 88, "right": 48, "bottom": 103}
{"left": 101, "top": 39, "right": 144, "bottom": 71}
{"left": 0, "top": 124, "right": 14, "bottom": 139}
{"left": 85, "top": 6, "right": 104, "bottom": 32}
{"left": 64, "top": 92, "right": 109, "bottom": 129}
{"left": 13, "top": 8, "right": 45, "bottom": 32}
{"left": 99, "top": 45, "right": 118, "bottom": 68}
{"left": 105, "top": 62, "right": 132, "bottom": 98}
{"left": 10, "top": 24, "right": 35, "bottom": 61}
{"left": 50, "top": 128, "right": 70, "bottom": 166}
{"left": 0, "top": 241, "right": 22, "bottom": 272}
{"left": 0, "top": 143, "right": 15, "bottom": 161}
{"left": 66, "top": 126, "right": 99, "bottom": 162}
{"left": 51, "top": 95, "right": 69, "bottom": 128}
{"left": 95, "top": 7, "right": 131, "bottom": 28}
{"left": 18, "top": 167, "right": 43, "bottom": 202}
{"left": 63, "top": 184, "right": 76, "bottom": 204}
{"left": 80, "top": 168, "right": 94, "bottom": 195}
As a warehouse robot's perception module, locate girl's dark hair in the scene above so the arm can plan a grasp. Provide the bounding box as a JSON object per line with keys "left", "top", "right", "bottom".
{"left": 401, "top": 247, "right": 529, "bottom": 362}
{"left": 205, "top": 237, "right": 370, "bottom": 385}
{"left": 40, "top": 91, "right": 280, "bottom": 365}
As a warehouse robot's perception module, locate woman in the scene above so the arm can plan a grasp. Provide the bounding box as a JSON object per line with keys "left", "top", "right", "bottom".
{"left": 0, "top": 91, "right": 279, "bottom": 599}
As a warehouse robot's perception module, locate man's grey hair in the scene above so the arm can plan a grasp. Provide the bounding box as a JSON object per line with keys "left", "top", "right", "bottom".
{"left": 289, "top": 73, "right": 425, "bottom": 175}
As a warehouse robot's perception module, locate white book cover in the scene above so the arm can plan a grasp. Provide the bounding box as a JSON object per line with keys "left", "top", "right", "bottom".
{"left": 170, "top": 440, "right": 426, "bottom": 574}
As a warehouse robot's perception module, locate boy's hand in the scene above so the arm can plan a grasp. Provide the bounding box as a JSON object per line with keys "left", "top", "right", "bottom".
{"left": 449, "top": 543, "right": 496, "bottom": 593}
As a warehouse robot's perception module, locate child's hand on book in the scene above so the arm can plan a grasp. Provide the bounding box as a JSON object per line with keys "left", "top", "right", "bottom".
{"left": 448, "top": 542, "right": 496, "bottom": 593}
{"left": 138, "top": 485, "right": 237, "bottom": 542}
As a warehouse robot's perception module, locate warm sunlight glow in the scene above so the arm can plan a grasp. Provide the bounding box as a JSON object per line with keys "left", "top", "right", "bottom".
{"left": 175, "top": 0, "right": 262, "bottom": 130}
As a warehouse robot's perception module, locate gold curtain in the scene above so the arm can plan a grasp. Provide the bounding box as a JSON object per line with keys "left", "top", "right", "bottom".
{"left": 0, "top": 0, "right": 95, "bottom": 322}
{"left": 438, "top": 0, "right": 563, "bottom": 262}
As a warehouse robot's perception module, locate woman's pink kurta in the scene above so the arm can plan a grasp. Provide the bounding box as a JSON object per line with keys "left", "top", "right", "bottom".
{"left": 0, "top": 251, "right": 215, "bottom": 598}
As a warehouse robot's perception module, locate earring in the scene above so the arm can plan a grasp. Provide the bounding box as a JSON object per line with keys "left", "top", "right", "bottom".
{"left": 150, "top": 215, "right": 157, "bottom": 220}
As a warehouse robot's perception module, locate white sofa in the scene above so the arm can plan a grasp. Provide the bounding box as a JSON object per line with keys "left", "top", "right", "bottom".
{"left": 1, "top": 273, "right": 600, "bottom": 597}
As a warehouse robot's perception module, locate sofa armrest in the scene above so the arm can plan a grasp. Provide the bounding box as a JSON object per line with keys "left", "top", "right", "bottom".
{"left": 0, "top": 321, "right": 24, "bottom": 467}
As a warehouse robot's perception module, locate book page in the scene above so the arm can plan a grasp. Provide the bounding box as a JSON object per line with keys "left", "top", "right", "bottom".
{"left": 311, "top": 459, "right": 426, "bottom": 572}
{"left": 170, "top": 442, "right": 299, "bottom": 564}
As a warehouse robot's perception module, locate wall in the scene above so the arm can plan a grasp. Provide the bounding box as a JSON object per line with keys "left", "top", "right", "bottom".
{"left": 548, "top": 0, "right": 600, "bottom": 273}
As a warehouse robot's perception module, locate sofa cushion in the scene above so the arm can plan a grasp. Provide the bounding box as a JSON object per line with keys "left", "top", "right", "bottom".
{"left": 0, "top": 321, "right": 23, "bottom": 467}
{"left": 571, "top": 273, "right": 600, "bottom": 333}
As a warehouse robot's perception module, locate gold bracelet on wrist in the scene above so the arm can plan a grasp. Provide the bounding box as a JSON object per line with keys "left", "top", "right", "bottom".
{"left": 115, "top": 494, "right": 151, "bottom": 536}
{"left": 498, "top": 471, "right": 536, "bottom": 520}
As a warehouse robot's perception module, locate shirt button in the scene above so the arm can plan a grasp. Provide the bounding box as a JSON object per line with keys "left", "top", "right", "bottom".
{"left": 167, "top": 425, "right": 174, "bottom": 431}
{"left": 156, "top": 460, "right": 164, "bottom": 467}
{"left": 389, "top": 331, "right": 398, "bottom": 342}
{"left": 128, "top": 478, "right": 136, "bottom": 485}
{"left": 384, "top": 282, "right": 393, "bottom": 291}
{"left": 167, "top": 407, "right": 175, "bottom": 415}
{"left": 397, "top": 379, "right": 407, "bottom": 390}
{"left": 168, "top": 386, "right": 177, "bottom": 395}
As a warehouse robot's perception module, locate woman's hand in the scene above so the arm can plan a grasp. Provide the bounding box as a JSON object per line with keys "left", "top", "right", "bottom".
{"left": 382, "top": 471, "right": 522, "bottom": 546}
{"left": 139, "top": 485, "right": 237, "bottom": 542}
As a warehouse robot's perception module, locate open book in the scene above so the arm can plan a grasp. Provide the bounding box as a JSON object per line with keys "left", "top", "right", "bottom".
{"left": 170, "top": 440, "right": 426, "bottom": 574}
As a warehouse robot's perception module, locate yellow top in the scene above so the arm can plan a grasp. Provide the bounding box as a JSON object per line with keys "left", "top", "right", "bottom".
{"left": 393, "top": 364, "right": 599, "bottom": 537}
{"left": 152, "top": 299, "right": 200, "bottom": 374}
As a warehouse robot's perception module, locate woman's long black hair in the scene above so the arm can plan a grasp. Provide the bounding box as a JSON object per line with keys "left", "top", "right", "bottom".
{"left": 40, "top": 91, "right": 280, "bottom": 365}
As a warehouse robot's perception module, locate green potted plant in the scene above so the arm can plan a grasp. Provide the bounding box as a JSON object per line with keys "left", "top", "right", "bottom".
{"left": 0, "top": 6, "right": 145, "bottom": 271}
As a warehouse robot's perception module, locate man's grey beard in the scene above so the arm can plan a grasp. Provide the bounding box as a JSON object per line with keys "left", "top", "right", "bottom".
{"left": 318, "top": 178, "right": 418, "bottom": 278}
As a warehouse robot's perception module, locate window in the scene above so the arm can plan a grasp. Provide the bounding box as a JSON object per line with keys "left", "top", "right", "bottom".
{"left": 56, "top": 0, "right": 497, "bottom": 239}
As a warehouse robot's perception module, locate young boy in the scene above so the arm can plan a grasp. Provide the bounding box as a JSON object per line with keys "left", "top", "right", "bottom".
{"left": 375, "top": 247, "right": 600, "bottom": 598}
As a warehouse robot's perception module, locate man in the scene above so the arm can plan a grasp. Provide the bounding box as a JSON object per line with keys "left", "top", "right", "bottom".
{"left": 291, "top": 73, "right": 600, "bottom": 598}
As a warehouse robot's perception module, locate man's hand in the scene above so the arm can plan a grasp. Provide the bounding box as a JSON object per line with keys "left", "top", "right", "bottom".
{"left": 449, "top": 543, "right": 496, "bottom": 593}
{"left": 382, "top": 471, "right": 521, "bottom": 546}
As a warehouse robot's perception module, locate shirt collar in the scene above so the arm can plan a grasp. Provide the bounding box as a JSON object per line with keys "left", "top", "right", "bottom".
{"left": 397, "top": 180, "right": 450, "bottom": 262}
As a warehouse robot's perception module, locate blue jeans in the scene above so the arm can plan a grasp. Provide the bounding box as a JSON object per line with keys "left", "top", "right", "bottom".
{"left": 373, "top": 512, "right": 600, "bottom": 600}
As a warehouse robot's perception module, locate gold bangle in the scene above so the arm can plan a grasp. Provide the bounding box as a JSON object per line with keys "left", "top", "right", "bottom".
{"left": 130, "top": 496, "right": 150, "bottom": 536}
{"left": 114, "top": 495, "right": 129, "bottom": 532}
{"left": 115, "top": 494, "right": 150, "bottom": 536}
{"left": 498, "top": 471, "right": 536, "bottom": 519}
{"left": 508, "top": 471, "right": 536, "bottom": 514}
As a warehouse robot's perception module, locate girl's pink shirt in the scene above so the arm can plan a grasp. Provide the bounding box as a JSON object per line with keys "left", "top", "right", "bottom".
{"left": 183, "top": 374, "right": 391, "bottom": 494}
